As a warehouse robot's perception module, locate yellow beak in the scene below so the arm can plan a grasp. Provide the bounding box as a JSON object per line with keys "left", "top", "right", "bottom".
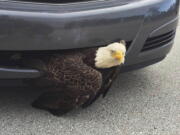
{"left": 113, "top": 51, "right": 124, "bottom": 60}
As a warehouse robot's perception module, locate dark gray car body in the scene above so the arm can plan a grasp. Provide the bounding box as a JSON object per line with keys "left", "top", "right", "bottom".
{"left": 0, "top": 0, "right": 179, "bottom": 79}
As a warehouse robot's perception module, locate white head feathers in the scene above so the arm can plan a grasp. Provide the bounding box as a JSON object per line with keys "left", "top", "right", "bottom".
{"left": 95, "top": 40, "right": 126, "bottom": 69}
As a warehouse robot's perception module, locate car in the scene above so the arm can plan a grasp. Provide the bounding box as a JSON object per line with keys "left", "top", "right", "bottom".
{"left": 0, "top": 0, "right": 179, "bottom": 79}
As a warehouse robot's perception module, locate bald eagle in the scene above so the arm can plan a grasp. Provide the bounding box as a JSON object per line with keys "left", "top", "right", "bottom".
{"left": 24, "top": 40, "right": 126, "bottom": 116}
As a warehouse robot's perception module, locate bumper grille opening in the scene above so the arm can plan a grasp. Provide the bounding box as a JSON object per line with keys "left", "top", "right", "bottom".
{"left": 142, "top": 30, "right": 175, "bottom": 52}
{"left": 0, "top": 40, "right": 131, "bottom": 67}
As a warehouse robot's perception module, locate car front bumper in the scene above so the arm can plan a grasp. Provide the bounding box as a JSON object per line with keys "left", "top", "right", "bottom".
{"left": 0, "top": 0, "right": 179, "bottom": 79}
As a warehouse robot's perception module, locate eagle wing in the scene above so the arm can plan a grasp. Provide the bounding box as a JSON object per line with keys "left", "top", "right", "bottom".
{"left": 46, "top": 53, "right": 103, "bottom": 97}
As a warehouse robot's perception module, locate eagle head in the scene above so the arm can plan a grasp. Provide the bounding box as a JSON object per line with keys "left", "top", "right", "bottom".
{"left": 95, "top": 40, "right": 126, "bottom": 69}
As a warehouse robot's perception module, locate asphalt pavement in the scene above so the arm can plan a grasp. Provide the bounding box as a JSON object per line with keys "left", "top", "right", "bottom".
{"left": 0, "top": 23, "right": 179, "bottom": 135}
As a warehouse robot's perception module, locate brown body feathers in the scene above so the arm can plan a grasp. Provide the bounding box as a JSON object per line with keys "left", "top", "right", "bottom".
{"left": 24, "top": 48, "right": 120, "bottom": 116}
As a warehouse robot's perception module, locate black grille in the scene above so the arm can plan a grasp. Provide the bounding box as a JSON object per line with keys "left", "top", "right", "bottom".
{"left": 142, "top": 30, "right": 175, "bottom": 51}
